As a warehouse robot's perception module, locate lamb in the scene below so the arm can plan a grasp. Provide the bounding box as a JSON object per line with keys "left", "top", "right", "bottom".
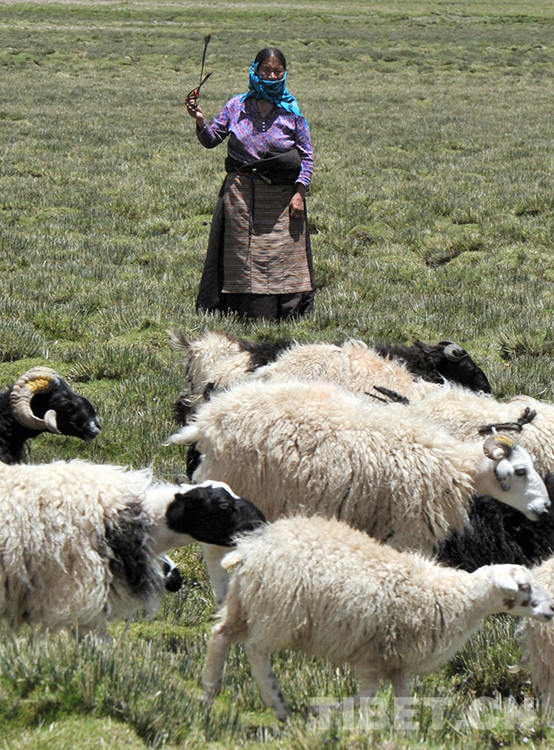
{"left": 0, "top": 460, "right": 265, "bottom": 635}
{"left": 0, "top": 366, "right": 101, "bottom": 464}
{"left": 170, "top": 330, "right": 490, "bottom": 426}
{"left": 202, "top": 516, "right": 554, "bottom": 720}
{"left": 166, "top": 379, "right": 550, "bottom": 601}
{"left": 519, "top": 555, "right": 554, "bottom": 709}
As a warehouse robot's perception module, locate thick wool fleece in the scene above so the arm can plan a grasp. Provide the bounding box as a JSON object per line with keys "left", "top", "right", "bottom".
{"left": 211, "top": 516, "right": 552, "bottom": 700}
{"left": 404, "top": 391, "right": 554, "bottom": 476}
{"left": 182, "top": 379, "right": 489, "bottom": 553}
{"left": 0, "top": 460, "right": 161, "bottom": 631}
{"left": 520, "top": 554, "right": 554, "bottom": 707}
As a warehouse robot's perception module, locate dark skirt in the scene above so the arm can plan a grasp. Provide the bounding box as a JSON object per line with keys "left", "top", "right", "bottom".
{"left": 196, "top": 174, "right": 315, "bottom": 321}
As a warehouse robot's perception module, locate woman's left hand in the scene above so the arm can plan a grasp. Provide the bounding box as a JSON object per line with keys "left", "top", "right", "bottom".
{"left": 289, "top": 190, "right": 305, "bottom": 219}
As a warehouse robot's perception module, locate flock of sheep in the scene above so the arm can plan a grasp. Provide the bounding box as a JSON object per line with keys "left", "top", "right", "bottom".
{"left": 167, "top": 330, "right": 554, "bottom": 716}
{"left": 3, "top": 335, "right": 554, "bottom": 722}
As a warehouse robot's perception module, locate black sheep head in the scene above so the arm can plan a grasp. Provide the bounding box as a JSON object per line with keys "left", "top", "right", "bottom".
{"left": 10, "top": 367, "right": 101, "bottom": 441}
{"left": 423, "top": 340, "right": 492, "bottom": 393}
{"left": 165, "top": 481, "right": 267, "bottom": 547}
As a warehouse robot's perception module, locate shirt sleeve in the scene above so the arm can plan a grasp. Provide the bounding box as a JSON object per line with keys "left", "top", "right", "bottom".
{"left": 196, "top": 99, "right": 233, "bottom": 149}
{"left": 295, "top": 115, "right": 314, "bottom": 188}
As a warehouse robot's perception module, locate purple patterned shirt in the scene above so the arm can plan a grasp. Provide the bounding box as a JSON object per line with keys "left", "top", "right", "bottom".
{"left": 197, "top": 95, "right": 313, "bottom": 187}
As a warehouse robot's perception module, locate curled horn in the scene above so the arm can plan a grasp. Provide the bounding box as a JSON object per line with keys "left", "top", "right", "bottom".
{"left": 438, "top": 340, "right": 467, "bottom": 361}
{"left": 10, "top": 367, "right": 61, "bottom": 433}
{"left": 483, "top": 433, "right": 515, "bottom": 461}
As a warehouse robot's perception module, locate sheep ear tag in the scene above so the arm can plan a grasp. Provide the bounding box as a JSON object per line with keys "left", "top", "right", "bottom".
{"left": 494, "top": 459, "right": 514, "bottom": 492}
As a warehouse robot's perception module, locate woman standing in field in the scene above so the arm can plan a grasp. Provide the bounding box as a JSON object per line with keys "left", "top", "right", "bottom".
{"left": 186, "top": 47, "right": 315, "bottom": 321}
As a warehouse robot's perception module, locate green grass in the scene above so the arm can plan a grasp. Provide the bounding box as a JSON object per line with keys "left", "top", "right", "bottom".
{"left": 0, "top": 0, "right": 553, "bottom": 745}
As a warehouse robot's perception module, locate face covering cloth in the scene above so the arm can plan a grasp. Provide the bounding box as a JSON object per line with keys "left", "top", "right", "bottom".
{"left": 241, "top": 62, "right": 303, "bottom": 116}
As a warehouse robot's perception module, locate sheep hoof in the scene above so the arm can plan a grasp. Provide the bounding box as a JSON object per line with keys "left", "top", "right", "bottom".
{"left": 276, "top": 704, "right": 292, "bottom": 722}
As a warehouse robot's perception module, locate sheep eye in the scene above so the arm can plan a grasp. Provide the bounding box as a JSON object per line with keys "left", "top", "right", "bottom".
{"left": 518, "top": 582, "right": 531, "bottom": 592}
{"left": 515, "top": 468, "right": 527, "bottom": 477}
{"left": 219, "top": 501, "right": 230, "bottom": 510}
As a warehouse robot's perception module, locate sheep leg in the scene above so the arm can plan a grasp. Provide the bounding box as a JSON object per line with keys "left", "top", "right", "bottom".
{"left": 352, "top": 669, "right": 381, "bottom": 706}
{"left": 200, "top": 543, "right": 229, "bottom": 604}
{"left": 245, "top": 642, "right": 292, "bottom": 721}
{"left": 355, "top": 681, "right": 379, "bottom": 701}
{"left": 391, "top": 672, "right": 411, "bottom": 698}
{"left": 202, "top": 621, "right": 233, "bottom": 699}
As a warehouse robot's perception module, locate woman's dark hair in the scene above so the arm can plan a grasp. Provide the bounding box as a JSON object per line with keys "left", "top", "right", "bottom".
{"left": 254, "top": 47, "right": 287, "bottom": 70}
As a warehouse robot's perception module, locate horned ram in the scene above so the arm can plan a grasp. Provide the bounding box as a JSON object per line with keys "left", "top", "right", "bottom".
{"left": 0, "top": 366, "right": 101, "bottom": 464}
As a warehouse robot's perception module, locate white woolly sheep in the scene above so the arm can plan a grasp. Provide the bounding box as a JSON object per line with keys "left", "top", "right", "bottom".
{"left": 170, "top": 329, "right": 291, "bottom": 424}
{"left": 402, "top": 389, "right": 554, "bottom": 477}
{"left": 0, "top": 460, "right": 265, "bottom": 635}
{"left": 519, "top": 554, "right": 554, "bottom": 708}
{"left": 0, "top": 366, "right": 101, "bottom": 464}
{"left": 203, "top": 516, "right": 554, "bottom": 720}
{"left": 166, "top": 379, "right": 550, "bottom": 601}
{"left": 170, "top": 330, "right": 490, "bottom": 427}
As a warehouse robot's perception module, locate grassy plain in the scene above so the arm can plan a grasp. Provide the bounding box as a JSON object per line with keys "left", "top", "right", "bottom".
{"left": 0, "top": 0, "right": 553, "bottom": 746}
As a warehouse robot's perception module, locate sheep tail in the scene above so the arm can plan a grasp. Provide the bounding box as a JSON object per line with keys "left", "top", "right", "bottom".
{"left": 221, "top": 549, "right": 244, "bottom": 570}
{"left": 164, "top": 424, "right": 200, "bottom": 446}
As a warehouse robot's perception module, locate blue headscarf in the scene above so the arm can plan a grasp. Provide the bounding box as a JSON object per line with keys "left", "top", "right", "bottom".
{"left": 241, "top": 61, "right": 303, "bottom": 116}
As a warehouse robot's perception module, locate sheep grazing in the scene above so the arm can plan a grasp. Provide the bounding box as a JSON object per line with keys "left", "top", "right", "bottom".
{"left": 170, "top": 329, "right": 291, "bottom": 425}
{"left": 166, "top": 379, "right": 550, "bottom": 601}
{"left": 0, "top": 366, "right": 102, "bottom": 464}
{"left": 252, "top": 340, "right": 431, "bottom": 401}
{"left": 203, "top": 516, "right": 554, "bottom": 720}
{"left": 161, "top": 555, "right": 183, "bottom": 592}
{"left": 0, "top": 461, "right": 265, "bottom": 635}
{"left": 520, "top": 555, "right": 554, "bottom": 709}
{"left": 170, "top": 330, "right": 491, "bottom": 426}
{"left": 374, "top": 339, "right": 491, "bottom": 393}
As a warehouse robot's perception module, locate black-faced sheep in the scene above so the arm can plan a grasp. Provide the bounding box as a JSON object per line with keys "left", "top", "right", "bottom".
{"left": 436, "top": 473, "right": 554, "bottom": 572}
{"left": 170, "top": 330, "right": 490, "bottom": 426}
{"left": 166, "top": 379, "right": 550, "bottom": 601}
{"left": 0, "top": 366, "right": 101, "bottom": 464}
{"left": 374, "top": 339, "right": 491, "bottom": 393}
{"left": 203, "top": 516, "right": 554, "bottom": 720}
{"left": 0, "top": 461, "right": 265, "bottom": 635}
